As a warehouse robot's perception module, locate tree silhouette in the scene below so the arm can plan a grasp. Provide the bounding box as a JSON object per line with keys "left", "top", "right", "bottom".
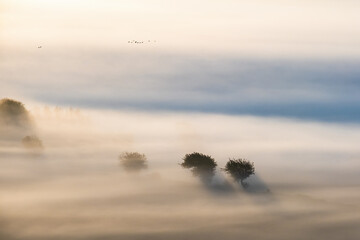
{"left": 0, "top": 98, "right": 31, "bottom": 127}
{"left": 0, "top": 98, "right": 34, "bottom": 141}
{"left": 119, "top": 152, "right": 148, "bottom": 172}
{"left": 181, "top": 152, "right": 217, "bottom": 182}
{"left": 224, "top": 158, "right": 255, "bottom": 188}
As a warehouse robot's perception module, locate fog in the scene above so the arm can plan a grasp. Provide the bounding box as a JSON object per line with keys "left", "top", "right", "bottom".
{"left": 1, "top": 106, "right": 360, "bottom": 239}
{"left": 2, "top": 49, "right": 360, "bottom": 122}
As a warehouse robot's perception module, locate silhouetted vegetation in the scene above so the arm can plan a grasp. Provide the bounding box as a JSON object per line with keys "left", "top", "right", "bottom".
{"left": 224, "top": 158, "right": 255, "bottom": 188}
{"left": 0, "top": 98, "right": 34, "bottom": 141}
{"left": 22, "top": 135, "right": 43, "bottom": 149}
{"left": 181, "top": 152, "right": 217, "bottom": 182}
{"left": 0, "top": 98, "right": 31, "bottom": 127}
{"left": 119, "top": 152, "right": 148, "bottom": 172}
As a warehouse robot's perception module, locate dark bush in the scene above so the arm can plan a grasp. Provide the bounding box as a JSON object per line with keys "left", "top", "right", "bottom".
{"left": 0, "top": 98, "right": 31, "bottom": 127}
{"left": 224, "top": 158, "right": 255, "bottom": 188}
{"left": 181, "top": 152, "right": 217, "bottom": 180}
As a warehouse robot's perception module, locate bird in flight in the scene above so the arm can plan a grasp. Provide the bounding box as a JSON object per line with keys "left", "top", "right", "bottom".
{"left": 38, "top": 46, "right": 42, "bottom": 48}
{"left": 127, "top": 40, "right": 156, "bottom": 44}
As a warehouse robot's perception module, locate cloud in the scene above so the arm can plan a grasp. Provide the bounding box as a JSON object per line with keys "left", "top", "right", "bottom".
{"left": 2, "top": 50, "right": 360, "bottom": 122}
{"left": 0, "top": 107, "right": 359, "bottom": 239}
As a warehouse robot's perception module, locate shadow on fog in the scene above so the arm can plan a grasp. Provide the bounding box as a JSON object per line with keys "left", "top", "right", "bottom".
{"left": 241, "top": 174, "right": 276, "bottom": 205}
{"left": 205, "top": 170, "right": 235, "bottom": 194}
{"left": 180, "top": 153, "right": 275, "bottom": 196}
{"left": 222, "top": 158, "right": 274, "bottom": 202}
{"left": 181, "top": 152, "right": 235, "bottom": 195}
{"left": 242, "top": 174, "right": 271, "bottom": 194}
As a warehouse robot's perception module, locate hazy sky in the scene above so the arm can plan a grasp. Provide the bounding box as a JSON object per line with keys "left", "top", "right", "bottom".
{"left": 2, "top": 0, "right": 360, "bottom": 57}
{"left": 1, "top": 0, "right": 360, "bottom": 121}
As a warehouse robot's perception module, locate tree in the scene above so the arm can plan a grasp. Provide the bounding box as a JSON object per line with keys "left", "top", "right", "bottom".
{"left": 181, "top": 152, "right": 217, "bottom": 181}
{"left": 0, "top": 98, "right": 34, "bottom": 141}
{"left": 0, "top": 98, "right": 31, "bottom": 127}
{"left": 223, "top": 158, "right": 255, "bottom": 188}
{"left": 119, "top": 152, "right": 148, "bottom": 172}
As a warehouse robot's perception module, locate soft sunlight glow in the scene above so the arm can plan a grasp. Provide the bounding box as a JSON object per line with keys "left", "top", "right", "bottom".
{"left": 1, "top": 1, "right": 360, "bottom": 239}
{"left": 2, "top": 0, "right": 360, "bottom": 57}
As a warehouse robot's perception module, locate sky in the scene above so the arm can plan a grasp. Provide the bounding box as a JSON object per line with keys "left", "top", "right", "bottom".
{"left": 1, "top": 0, "right": 360, "bottom": 122}
{"left": 2, "top": 0, "right": 360, "bottom": 56}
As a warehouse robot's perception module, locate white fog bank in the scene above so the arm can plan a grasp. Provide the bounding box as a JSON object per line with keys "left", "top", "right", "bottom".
{"left": 1, "top": 106, "right": 360, "bottom": 239}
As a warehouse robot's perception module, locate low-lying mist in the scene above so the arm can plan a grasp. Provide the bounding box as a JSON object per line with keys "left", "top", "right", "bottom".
{"left": 1, "top": 103, "right": 360, "bottom": 240}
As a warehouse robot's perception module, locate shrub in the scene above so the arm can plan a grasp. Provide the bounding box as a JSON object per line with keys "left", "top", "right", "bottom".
{"left": 224, "top": 158, "right": 255, "bottom": 188}
{"left": 119, "top": 152, "right": 148, "bottom": 172}
{"left": 181, "top": 152, "right": 217, "bottom": 180}
{"left": 0, "top": 98, "right": 31, "bottom": 127}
